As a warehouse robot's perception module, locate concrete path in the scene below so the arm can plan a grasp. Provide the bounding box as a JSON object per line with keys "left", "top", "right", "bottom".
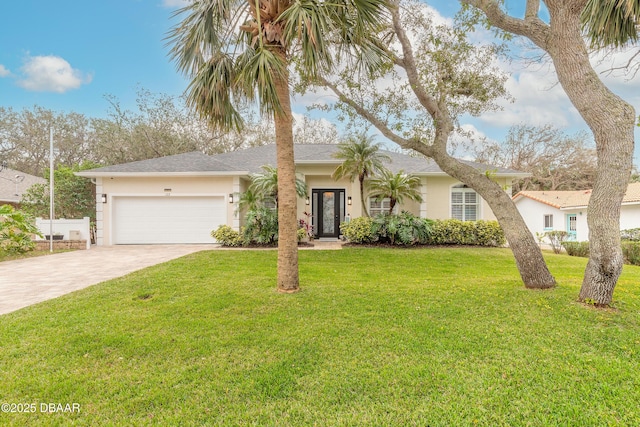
{"left": 0, "top": 245, "right": 214, "bottom": 316}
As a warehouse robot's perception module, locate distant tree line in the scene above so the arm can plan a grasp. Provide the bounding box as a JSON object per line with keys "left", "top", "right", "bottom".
{"left": 473, "top": 124, "right": 599, "bottom": 193}
{"left": 0, "top": 88, "right": 338, "bottom": 177}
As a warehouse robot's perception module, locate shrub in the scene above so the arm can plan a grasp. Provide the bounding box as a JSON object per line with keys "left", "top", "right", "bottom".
{"left": 340, "top": 216, "right": 376, "bottom": 244}
{"left": 211, "top": 225, "right": 243, "bottom": 247}
{"left": 562, "top": 241, "right": 589, "bottom": 257}
{"left": 0, "top": 205, "right": 41, "bottom": 254}
{"left": 470, "top": 220, "right": 506, "bottom": 246}
{"left": 242, "top": 207, "right": 278, "bottom": 245}
{"left": 371, "top": 212, "right": 432, "bottom": 245}
{"left": 621, "top": 228, "right": 640, "bottom": 242}
{"left": 622, "top": 241, "right": 640, "bottom": 266}
{"left": 544, "top": 231, "right": 569, "bottom": 254}
{"left": 427, "top": 219, "right": 505, "bottom": 247}
{"left": 297, "top": 228, "right": 308, "bottom": 242}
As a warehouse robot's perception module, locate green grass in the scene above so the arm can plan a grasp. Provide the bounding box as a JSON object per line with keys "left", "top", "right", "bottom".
{"left": 1, "top": 247, "right": 639, "bottom": 426}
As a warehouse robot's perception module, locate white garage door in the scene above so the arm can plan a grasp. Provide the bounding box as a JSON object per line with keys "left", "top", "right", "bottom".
{"left": 113, "top": 196, "right": 225, "bottom": 244}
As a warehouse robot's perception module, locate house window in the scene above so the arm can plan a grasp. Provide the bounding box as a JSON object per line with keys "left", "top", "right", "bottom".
{"left": 451, "top": 184, "right": 478, "bottom": 221}
{"left": 369, "top": 198, "right": 395, "bottom": 216}
{"left": 544, "top": 214, "right": 553, "bottom": 229}
{"left": 264, "top": 198, "right": 277, "bottom": 210}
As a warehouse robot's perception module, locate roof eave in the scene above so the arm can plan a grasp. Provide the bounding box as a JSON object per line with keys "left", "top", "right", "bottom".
{"left": 75, "top": 171, "right": 250, "bottom": 178}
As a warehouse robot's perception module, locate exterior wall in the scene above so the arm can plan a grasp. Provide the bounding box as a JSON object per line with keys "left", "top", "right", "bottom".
{"left": 515, "top": 198, "right": 589, "bottom": 242}
{"left": 515, "top": 197, "right": 563, "bottom": 239}
{"left": 98, "top": 176, "right": 234, "bottom": 245}
{"left": 94, "top": 168, "right": 520, "bottom": 245}
{"left": 35, "top": 217, "right": 91, "bottom": 249}
{"left": 422, "top": 176, "right": 506, "bottom": 221}
{"left": 620, "top": 204, "right": 640, "bottom": 231}
{"left": 518, "top": 202, "right": 640, "bottom": 242}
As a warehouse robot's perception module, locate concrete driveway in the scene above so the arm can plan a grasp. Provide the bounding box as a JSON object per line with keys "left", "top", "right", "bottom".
{"left": 0, "top": 245, "right": 214, "bottom": 316}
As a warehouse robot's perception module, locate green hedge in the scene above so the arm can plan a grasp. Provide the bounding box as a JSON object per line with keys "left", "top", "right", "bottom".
{"left": 622, "top": 242, "right": 640, "bottom": 266}
{"left": 562, "top": 241, "right": 589, "bottom": 257}
{"left": 340, "top": 215, "right": 505, "bottom": 247}
{"left": 621, "top": 228, "right": 640, "bottom": 242}
{"left": 340, "top": 216, "right": 376, "bottom": 244}
{"left": 562, "top": 241, "right": 640, "bottom": 267}
{"left": 426, "top": 219, "right": 505, "bottom": 247}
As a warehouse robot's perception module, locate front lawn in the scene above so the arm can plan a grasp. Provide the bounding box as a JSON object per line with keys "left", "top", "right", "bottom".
{"left": 1, "top": 247, "right": 639, "bottom": 426}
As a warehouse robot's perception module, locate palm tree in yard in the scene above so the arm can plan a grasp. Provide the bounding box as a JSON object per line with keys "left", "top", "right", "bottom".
{"left": 368, "top": 168, "right": 422, "bottom": 215}
{"left": 249, "top": 165, "right": 308, "bottom": 205}
{"left": 167, "top": 0, "right": 388, "bottom": 292}
{"left": 332, "top": 134, "right": 390, "bottom": 217}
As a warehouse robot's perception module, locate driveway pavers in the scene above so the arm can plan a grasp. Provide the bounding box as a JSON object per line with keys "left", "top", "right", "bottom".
{"left": 0, "top": 245, "right": 214, "bottom": 316}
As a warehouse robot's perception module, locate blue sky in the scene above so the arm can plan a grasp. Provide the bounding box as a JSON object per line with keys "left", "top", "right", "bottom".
{"left": 1, "top": 1, "right": 639, "bottom": 162}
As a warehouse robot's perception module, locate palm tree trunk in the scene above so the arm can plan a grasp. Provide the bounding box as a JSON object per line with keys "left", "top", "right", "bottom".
{"left": 359, "top": 175, "right": 369, "bottom": 217}
{"left": 273, "top": 54, "right": 300, "bottom": 293}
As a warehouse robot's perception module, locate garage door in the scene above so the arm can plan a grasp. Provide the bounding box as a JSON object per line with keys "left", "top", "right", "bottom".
{"left": 113, "top": 196, "right": 225, "bottom": 244}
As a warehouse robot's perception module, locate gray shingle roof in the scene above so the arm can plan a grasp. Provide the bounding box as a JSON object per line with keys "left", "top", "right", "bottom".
{"left": 77, "top": 144, "right": 527, "bottom": 177}
{"left": 0, "top": 168, "right": 46, "bottom": 204}
{"left": 77, "top": 151, "right": 238, "bottom": 174}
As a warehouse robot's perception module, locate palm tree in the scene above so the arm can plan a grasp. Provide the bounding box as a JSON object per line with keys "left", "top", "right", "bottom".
{"left": 368, "top": 168, "right": 423, "bottom": 215}
{"left": 581, "top": 0, "right": 640, "bottom": 48}
{"left": 167, "top": 0, "right": 388, "bottom": 292}
{"left": 249, "top": 165, "right": 308, "bottom": 205}
{"left": 332, "top": 134, "right": 390, "bottom": 217}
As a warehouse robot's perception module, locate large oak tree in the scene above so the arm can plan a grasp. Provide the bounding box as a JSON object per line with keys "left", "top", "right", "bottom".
{"left": 318, "top": 0, "right": 556, "bottom": 289}
{"left": 463, "top": 0, "right": 636, "bottom": 305}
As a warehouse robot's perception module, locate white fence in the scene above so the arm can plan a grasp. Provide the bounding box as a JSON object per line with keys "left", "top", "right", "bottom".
{"left": 35, "top": 217, "right": 91, "bottom": 249}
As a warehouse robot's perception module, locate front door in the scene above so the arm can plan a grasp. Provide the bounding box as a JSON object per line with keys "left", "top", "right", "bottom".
{"left": 312, "top": 189, "right": 345, "bottom": 238}
{"left": 566, "top": 214, "right": 577, "bottom": 241}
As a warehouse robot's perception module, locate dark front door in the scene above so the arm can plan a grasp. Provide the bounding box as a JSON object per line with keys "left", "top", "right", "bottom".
{"left": 312, "top": 189, "right": 344, "bottom": 238}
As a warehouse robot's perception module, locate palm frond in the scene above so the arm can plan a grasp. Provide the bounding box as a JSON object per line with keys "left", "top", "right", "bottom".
{"left": 235, "top": 47, "right": 288, "bottom": 116}
{"left": 581, "top": 0, "right": 640, "bottom": 48}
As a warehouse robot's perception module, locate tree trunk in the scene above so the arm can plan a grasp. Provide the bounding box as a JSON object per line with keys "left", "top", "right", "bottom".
{"left": 273, "top": 59, "right": 300, "bottom": 293}
{"left": 545, "top": 3, "right": 635, "bottom": 305}
{"left": 429, "top": 149, "right": 556, "bottom": 289}
{"left": 461, "top": 0, "right": 636, "bottom": 305}
{"left": 359, "top": 175, "right": 369, "bottom": 217}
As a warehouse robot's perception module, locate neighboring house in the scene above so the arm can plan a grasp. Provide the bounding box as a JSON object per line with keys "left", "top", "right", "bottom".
{"left": 0, "top": 167, "right": 46, "bottom": 208}
{"left": 513, "top": 183, "right": 640, "bottom": 242}
{"left": 76, "top": 144, "right": 528, "bottom": 245}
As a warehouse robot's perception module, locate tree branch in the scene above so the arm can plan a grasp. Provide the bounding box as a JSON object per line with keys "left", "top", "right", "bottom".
{"left": 461, "top": 0, "right": 550, "bottom": 48}
{"left": 319, "top": 76, "right": 432, "bottom": 156}
{"left": 390, "top": 3, "right": 441, "bottom": 119}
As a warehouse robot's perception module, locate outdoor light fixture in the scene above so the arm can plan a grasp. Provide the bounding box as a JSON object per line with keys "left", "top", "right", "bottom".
{"left": 229, "top": 193, "right": 234, "bottom": 204}
{"left": 347, "top": 196, "right": 352, "bottom": 206}
{"left": 305, "top": 196, "right": 310, "bottom": 205}
{"left": 101, "top": 194, "right": 107, "bottom": 204}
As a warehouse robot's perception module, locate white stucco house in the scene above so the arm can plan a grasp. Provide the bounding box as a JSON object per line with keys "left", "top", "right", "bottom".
{"left": 76, "top": 144, "right": 528, "bottom": 245}
{"left": 513, "top": 183, "right": 640, "bottom": 242}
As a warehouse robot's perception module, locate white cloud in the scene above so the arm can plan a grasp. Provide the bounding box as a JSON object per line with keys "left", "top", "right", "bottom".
{"left": 162, "top": 0, "right": 190, "bottom": 8}
{"left": 17, "top": 55, "right": 91, "bottom": 93}
{"left": 477, "top": 58, "right": 582, "bottom": 130}
{"left": 0, "top": 65, "right": 9, "bottom": 77}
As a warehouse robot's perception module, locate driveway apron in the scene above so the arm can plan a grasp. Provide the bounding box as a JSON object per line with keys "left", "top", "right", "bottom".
{"left": 0, "top": 245, "right": 213, "bottom": 316}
